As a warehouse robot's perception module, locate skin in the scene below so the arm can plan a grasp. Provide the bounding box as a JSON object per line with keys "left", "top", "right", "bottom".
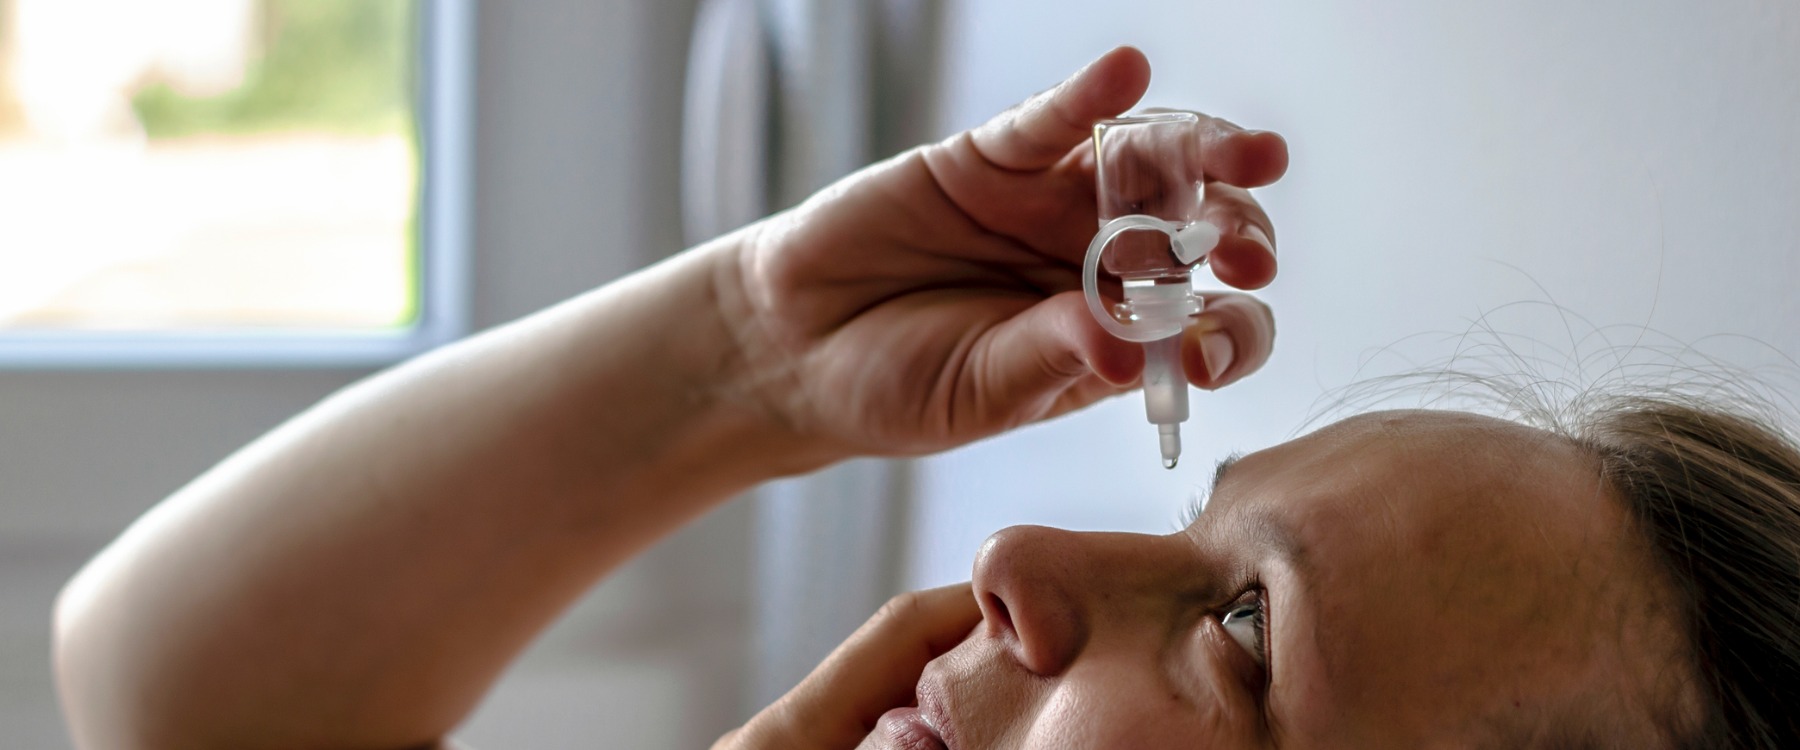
{"left": 53, "top": 48, "right": 1286, "bottom": 750}
{"left": 47, "top": 43, "right": 1695, "bottom": 749}
{"left": 900, "top": 410, "right": 1693, "bottom": 749}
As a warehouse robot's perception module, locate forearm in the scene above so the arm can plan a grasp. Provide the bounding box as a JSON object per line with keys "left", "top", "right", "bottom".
{"left": 54, "top": 234, "right": 819, "bottom": 750}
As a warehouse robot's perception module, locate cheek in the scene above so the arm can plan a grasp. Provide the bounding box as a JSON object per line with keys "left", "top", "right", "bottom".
{"left": 1017, "top": 659, "right": 1258, "bottom": 748}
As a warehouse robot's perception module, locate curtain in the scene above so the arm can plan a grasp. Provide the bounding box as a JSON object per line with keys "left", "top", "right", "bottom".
{"left": 681, "top": 0, "right": 944, "bottom": 711}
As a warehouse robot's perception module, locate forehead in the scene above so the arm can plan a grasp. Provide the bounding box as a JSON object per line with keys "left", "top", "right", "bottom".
{"left": 1210, "top": 410, "right": 1655, "bottom": 741}
{"left": 1222, "top": 409, "right": 1589, "bottom": 535}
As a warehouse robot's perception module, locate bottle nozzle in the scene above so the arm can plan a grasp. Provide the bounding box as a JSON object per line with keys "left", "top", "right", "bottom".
{"left": 1142, "top": 333, "right": 1189, "bottom": 469}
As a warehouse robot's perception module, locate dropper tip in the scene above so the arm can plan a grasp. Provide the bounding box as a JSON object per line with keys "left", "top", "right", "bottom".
{"left": 1162, "top": 457, "right": 1178, "bottom": 470}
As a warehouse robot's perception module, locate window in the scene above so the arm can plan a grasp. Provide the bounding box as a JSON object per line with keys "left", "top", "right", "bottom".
{"left": 0, "top": 0, "right": 471, "bottom": 366}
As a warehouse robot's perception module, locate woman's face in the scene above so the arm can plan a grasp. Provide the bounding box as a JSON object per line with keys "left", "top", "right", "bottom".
{"left": 910, "top": 410, "right": 1689, "bottom": 748}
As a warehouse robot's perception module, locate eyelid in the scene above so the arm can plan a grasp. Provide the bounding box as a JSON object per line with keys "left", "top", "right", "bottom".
{"left": 1206, "top": 599, "right": 1270, "bottom": 703}
{"left": 1252, "top": 590, "right": 1271, "bottom": 671}
{"left": 1220, "top": 588, "right": 1271, "bottom": 676}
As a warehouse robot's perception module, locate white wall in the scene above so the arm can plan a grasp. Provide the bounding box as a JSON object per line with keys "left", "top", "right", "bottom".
{"left": 0, "top": 2, "right": 750, "bottom": 748}
{"left": 905, "top": 0, "right": 1800, "bottom": 588}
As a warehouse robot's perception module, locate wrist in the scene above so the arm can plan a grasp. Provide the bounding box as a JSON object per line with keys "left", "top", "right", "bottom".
{"left": 647, "top": 229, "right": 846, "bottom": 490}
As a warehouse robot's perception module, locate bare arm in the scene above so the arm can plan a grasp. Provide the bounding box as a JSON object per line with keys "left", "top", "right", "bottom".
{"left": 52, "top": 47, "right": 1285, "bottom": 750}
{"left": 52, "top": 237, "right": 816, "bottom": 750}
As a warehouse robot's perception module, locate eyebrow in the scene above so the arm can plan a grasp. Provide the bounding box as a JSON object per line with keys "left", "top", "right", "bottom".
{"left": 1184, "top": 451, "right": 1244, "bottom": 522}
{"left": 1185, "top": 452, "right": 1311, "bottom": 573}
{"left": 1212, "top": 452, "right": 1243, "bottom": 493}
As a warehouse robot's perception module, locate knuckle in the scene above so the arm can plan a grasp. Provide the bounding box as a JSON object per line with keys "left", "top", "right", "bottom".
{"left": 711, "top": 728, "right": 744, "bottom": 750}
{"left": 877, "top": 590, "right": 927, "bottom": 624}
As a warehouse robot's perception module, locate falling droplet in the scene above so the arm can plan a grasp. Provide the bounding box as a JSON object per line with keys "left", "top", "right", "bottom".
{"left": 1163, "top": 457, "right": 1178, "bottom": 470}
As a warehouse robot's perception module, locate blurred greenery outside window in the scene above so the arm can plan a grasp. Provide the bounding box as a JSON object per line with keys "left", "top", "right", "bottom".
{"left": 0, "top": 0, "right": 449, "bottom": 363}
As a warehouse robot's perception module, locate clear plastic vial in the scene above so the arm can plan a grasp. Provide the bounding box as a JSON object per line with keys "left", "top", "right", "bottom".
{"left": 1085, "top": 112, "right": 1216, "bottom": 469}
{"left": 1094, "top": 111, "right": 1208, "bottom": 279}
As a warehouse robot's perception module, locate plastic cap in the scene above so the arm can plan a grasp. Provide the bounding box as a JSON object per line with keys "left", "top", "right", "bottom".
{"left": 1174, "top": 221, "right": 1221, "bottom": 265}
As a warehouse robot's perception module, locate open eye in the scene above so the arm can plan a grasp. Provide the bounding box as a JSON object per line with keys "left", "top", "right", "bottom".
{"left": 1220, "top": 592, "right": 1268, "bottom": 667}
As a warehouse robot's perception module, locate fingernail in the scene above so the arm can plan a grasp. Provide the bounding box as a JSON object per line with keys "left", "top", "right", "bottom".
{"left": 1240, "top": 222, "right": 1275, "bottom": 253}
{"left": 1200, "top": 331, "right": 1235, "bottom": 382}
{"left": 1190, "top": 314, "right": 1226, "bottom": 333}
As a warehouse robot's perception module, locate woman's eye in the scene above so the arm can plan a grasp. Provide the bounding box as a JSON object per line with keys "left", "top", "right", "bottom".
{"left": 1220, "top": 594, "right": 1268, "bottom": 667}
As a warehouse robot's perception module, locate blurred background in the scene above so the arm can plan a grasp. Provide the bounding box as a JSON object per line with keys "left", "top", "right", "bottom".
{"left": 0, "top": 0, "right": 417, "bottom": 330}
{"left": 1, "top": 0, "right": 1796, "bottom": 747}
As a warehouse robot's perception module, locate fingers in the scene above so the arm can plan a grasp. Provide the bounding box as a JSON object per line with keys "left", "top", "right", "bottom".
{"left": 1182, "top": 292, "right": 1275, "bottom": 390}
{"left": 962, "top": 289, "right": 1271, "bottom": 431}
{"left": 811, "top": 584, "right": 982, "bottom": 698}
{"left": 1124, "top": 109, "right": 1283, "bottom": 290}
{"left": 1201, "top": 183, "right": 1278, "bottom": 290}
{"left": 1033, "top": 115, "right": 1282, "bottom": 288}
{"left": 969, "top": 46, "right": 1151, "bottom": 171}
{"left": 963, "top": 291, "right": 1144, "bottom": 429}
{"left": 1198, "top": 120, "right": 1289, "bottom": 189}
{"left": 729, "top": 584, "right": 982, "bottom": 750}
{"left": 1132, "top": 107, "right": 1289, "bottom": 189}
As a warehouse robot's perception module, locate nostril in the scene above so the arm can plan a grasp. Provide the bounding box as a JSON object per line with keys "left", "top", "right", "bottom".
{"left": 972, "top": 524, "right": 1095, "bottom": 675}
{"left": 982, "top": 591, "right": 1014, "bottom": 636}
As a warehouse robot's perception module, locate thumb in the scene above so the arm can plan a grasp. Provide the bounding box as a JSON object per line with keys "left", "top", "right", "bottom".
{"left": 962, "top": 291, "right": 1143, "bottom": 430}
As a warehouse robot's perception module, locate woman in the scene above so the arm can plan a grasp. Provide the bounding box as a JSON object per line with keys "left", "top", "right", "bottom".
{"left": 52, "top": 47, "right": 1798, "bottom": 748}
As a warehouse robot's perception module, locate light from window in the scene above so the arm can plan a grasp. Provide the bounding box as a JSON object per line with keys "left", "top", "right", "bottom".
{"left": 0, "top": 0, "right": 449, "bottom": 360}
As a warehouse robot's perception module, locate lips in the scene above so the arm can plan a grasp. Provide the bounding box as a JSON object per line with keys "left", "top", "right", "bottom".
{"left": 914, "top": 675, "right": 962, "bottom": 750}
{"left": 872, "top": 706, "right": 948, "bottom": 750}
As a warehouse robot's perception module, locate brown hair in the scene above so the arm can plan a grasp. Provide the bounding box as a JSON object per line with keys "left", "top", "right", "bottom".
{"left": 1573, "top": 396, "right": 1800, "bottom": 747}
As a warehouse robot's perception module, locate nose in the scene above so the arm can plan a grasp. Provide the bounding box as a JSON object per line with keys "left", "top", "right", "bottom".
{"left": 970, "top": 525, "right": 1172, "bottom": 676}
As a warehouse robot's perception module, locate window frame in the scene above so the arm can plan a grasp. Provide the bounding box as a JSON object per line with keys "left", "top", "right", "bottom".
{"left": 0, "top": 0, "right": 474, "bottom": 369}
